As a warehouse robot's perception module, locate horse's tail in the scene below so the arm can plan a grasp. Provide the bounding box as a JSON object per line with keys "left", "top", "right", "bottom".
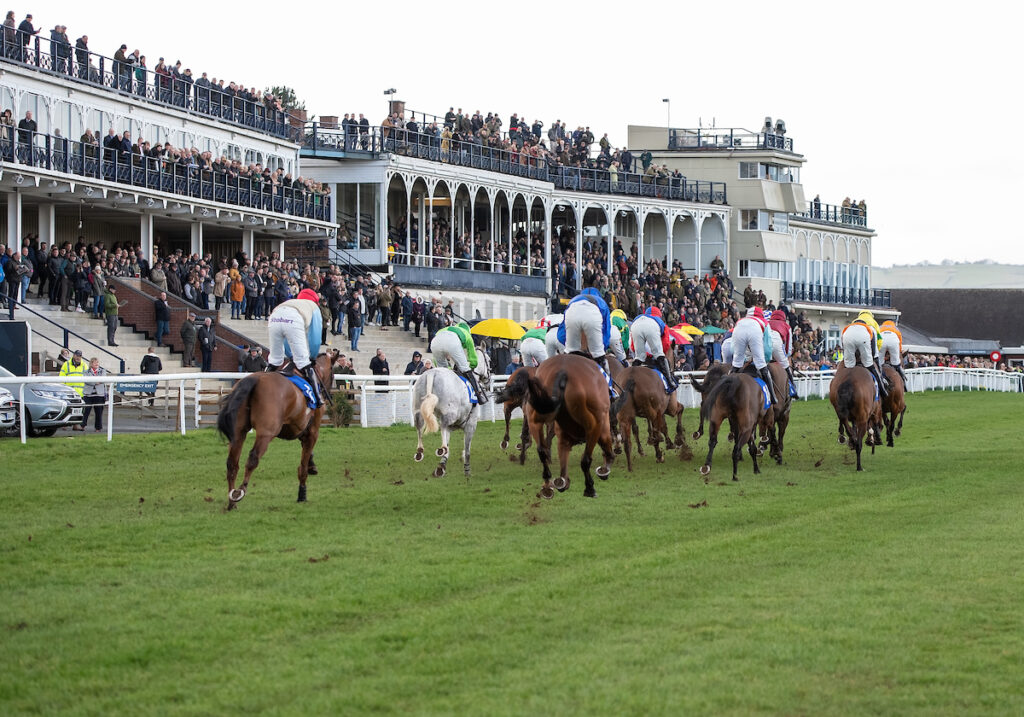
{"left": 495, "top": 366, "right": 529, "bottom": 405}
{"left": 611, "top": 377, "right": 635, "bottom": 415}
{"left": 217, "top": 374, "right": 259, "bottom": 441}
{"left": 836, "top": 379, "right": 855, "bottom": 424}
{"left": 420, "top": 371, "right": 440, "bottom": 434}
{"left": 689, "top": 374, "right": 705, "bottom": 393}
{"left": 528, "top": 370, "right": 568, "bottom": 415}
{"left": 700, "top": 375, "right": 738, "bottom": 424}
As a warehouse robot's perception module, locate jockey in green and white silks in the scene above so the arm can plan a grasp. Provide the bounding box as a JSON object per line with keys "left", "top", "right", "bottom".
{"left": 430, "top": 322, "right": 488, "bottom": 404}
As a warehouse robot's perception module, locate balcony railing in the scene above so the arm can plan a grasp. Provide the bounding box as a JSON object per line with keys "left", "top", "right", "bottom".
{"left": 781, "top": 282, "right": 891, "bottom": 308}
{"left": 669, "top": 128, "right": 794, "bottom": 153}
{"left": 795, "top": 200, "right": 868, "bottom": 228}
{"left": 2, "top": 31, "right": 295, "bottom": 141}
{"left": 1, "top": 127, "right": 330, "bottom": 223}
{"left": 302, "top": 123, "right": 728, "bottom": 205}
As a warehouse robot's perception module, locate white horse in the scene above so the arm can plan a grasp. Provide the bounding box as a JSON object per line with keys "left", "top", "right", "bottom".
{"left": 413, "top": 350, "right": 491, "bottom": 477}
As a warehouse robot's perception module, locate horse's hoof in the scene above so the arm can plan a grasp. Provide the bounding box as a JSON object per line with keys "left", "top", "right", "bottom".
{"left": 307, "top": 465, "right": 318, "bottom": 476}
{"left": 656, "top": 455, "right": 665, "bottom": 464}
{"left": 414, "top": 449, "right": 424, "bottom": 462}
{"left": 583, "top": 489, "right": 597, "bottom": 498}
{"left": 692, "top": 432, "right": 701, "bottom": 440}
{"left": 464, "top": 468, "right": 471, "bottom": 477}
{"left": 756, "top": 448, "right": 764, "bottom": 457}
{"left": 596, "top": 465, "right": 610, "bottom": 479}
{"left": 515, "top": 443, "right": 523, "bottom": 451}
{"left": 614, "top": 445, "right": 622, "bottom": 455}
{"left": 433, "top": 465, "right": 446, "bottom": 478}
{"left": 727, "top": 433, "right": 735, "bottom": 442}
{"left": 500, "top": 439, "right": 509, "bottom": 450}
{"left": 539, "top": 484, "right": 555, "bottom": 500}
{"left": 553, "top": 476, "right": 569, "bottom": 492}
{"left": 837, "top": 436, "right": 846, "bottom": 445}
{"left": 228, "top": 488, "right": 245, "bottom": 503}
{"left": 700, "top": 465, "right": 711, "bottom": 476}
{"left": 436, "top": 447, "right": 448, "bottom": 457}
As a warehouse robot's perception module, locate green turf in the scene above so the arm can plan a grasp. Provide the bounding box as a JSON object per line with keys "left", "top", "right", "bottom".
{"left": 1, "top": 392, "right": 1022, "bottom": 716}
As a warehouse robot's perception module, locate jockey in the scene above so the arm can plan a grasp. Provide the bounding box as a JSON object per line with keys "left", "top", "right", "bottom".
{"left": 879, "top": 319, "right": 907, "bottom": 388}
{"left": 612, "top": 315, "right": 630, "bottom": 361}
{"left": 267, "top": 288, "right": 326, "bottom": 406}
{"left": 430, "top": 321, "right": 488, "bottom": 404}
{"left": 767, "top": 310, "right": 799, "bottom": 398}
{"left": 519, "top": 326, "right": 549, "bottom": 367}
{"left": 721, "top": 329, "right": 734, "bottom": 365}
{"left": 557, "top": 285, "right": 612, "bottom": 373}
{"left": 630, "top": 306, "right": 679, "bottom": 391}
{"left": 542, "top": 314, "right": 565, "bottom": 359}
{"left": 608, "top": 322, "right": 628, "bottom": 366}
{"left": 841, "top": 310, "right": 889, "bottom": 397}
{"left": 729, "top": 306, "right": 777, "bottom": 405}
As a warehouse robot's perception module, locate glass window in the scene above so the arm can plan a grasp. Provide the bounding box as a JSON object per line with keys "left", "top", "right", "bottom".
{"left": 767, "top": 165, "right": 780, "bottom": 181}
{"left": 759, "top": 210, "right": 771, "bottom": 230}
{"left": 739, "top": 162, "right": 759, "bottom": 179}
{"left": 740, "top": 209, "right": 759, "bottom": 230}
{"left": 773, "top": 213, "right": 789, "bottom": 232}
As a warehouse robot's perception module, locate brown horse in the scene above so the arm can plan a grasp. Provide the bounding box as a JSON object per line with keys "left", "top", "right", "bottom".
{"left": 829, "top": 364, "right": 883, "bottom": 471}
{"left": 217, "top": 350, "right": 341, "bottom": 509}
{"left": 694, "top": 370, "right": 777, "bottom": 481}
{"left": 880, "top": 364, "right": 907, "bottom": 447}
{"left": 525, "top": 354, "right": 616, "bottom": 499}
{"left": 495, "top": 366, "right": 536, "bottom": 463}
{"left": 613, "top": 364, "right": 690, "bottom": 470}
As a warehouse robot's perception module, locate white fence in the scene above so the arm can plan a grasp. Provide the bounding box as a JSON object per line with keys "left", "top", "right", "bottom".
{"left": 0, "top": 367, "right": 1020, "bottom": 443}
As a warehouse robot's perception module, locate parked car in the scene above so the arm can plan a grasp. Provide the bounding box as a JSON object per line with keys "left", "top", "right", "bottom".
{"left": 0, "top": 386, "right": 16, "bottom": 431}
{"left": 0, "top": 365, "right": 86, "bottom": 437}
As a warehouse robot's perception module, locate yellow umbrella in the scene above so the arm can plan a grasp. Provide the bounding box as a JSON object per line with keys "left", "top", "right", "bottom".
{"left": 672, "top": 323, "right": 705, "bottom": 336}
{"left": 610, "top": 309, "right": 628, "bottom": 321}
{"left": 470, "top": 318, "right": 527, "bottom": 340}
{"left": 520, "top": 319, "right": 541, "bottom": 330}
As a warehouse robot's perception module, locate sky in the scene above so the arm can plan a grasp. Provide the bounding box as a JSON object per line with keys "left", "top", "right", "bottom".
{"left": 37, "top": 0, "right": 1024, "bottom": 266}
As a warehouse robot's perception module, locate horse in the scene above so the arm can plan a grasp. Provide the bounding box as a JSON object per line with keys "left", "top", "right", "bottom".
{"left": 525, "top": 354, "right": 616, "bottom": 499}
{"left": 494, "top": 366, "right": 551, "bottom": 466}
{"left": 217, "top": 350, "right": 342, "bottom": 509}
{"left": 829, "top": 365, "right": 884, "bottom": 471}
{"left": 694, "top": 370, "right": 777, "bottom": 481}
{"left": 412, "top": 350, "right": 491, "bottom": 478}
{"left": 880, "top": 364, "right": 907, "bottom": 448}
{"left": 612, "top": 362, "right": 690, "bottom": 470}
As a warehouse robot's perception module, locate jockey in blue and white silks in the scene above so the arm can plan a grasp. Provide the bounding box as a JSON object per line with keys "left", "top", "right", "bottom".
{"left": 630, "top": 306, "right": 678, "bottom": 391}
{"left": 557, "top": 288, "right": 612, "bottom": 372}
{"left": 730, "top": 306, "right": 777, "bottom": 405}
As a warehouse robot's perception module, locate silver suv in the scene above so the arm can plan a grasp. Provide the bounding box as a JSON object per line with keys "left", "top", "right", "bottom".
{"left": 0, "top": 365, "right": 86, "bottom": 437}
{"left": 0, "top": 387, "right": 15, "bottom": 431}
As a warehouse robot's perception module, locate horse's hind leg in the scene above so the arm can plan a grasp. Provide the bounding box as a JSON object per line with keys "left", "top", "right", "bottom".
{"left": 228, "top": 431, "right": 272, "bottom": 508}
{"left": 225, "top": 436, "right": 246, "bottom": 509}
{"left": 414, "top": 413, "right": 425, "bottom": 462}
{"left": 517, "top": 414, "right": 531, "bottom": 465}
{"left": 553, "top": 434, "right": 574, "bottom": 494}
{"left": 535, "top": 423, "right": 555, "bottom": 499}
{"left": 620, "top": 408, "right": 635, "bottom": 472}
{"left": 578, "top": 436, "right": 597, "bottom": 499}
{"left": 501, "top": 404, "right": 512, "bottom": 450}
{"left": 462, "top": 417, "right": 478, "bottom": 477}
{"left": 297, "top": 430, "right": 317, "bottom": 502}
{"left": 434, "top": 425, "right": 450, "bottom": 477}
{"left": 701, "top": 416, "right": 720, "bottom": 480}
{"left": 896, "top": 408, "right": 905, "bottom": 436}
{"left": 633, "top": 419, "right": 644, "bottom": 456}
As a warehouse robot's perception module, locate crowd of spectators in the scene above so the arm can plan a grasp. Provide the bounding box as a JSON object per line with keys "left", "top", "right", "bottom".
{"left": 2, "top": 11, "right": 290, "bottom": 133}
{"left": 904, "top": 354, "right": 1008, "bottom": 370}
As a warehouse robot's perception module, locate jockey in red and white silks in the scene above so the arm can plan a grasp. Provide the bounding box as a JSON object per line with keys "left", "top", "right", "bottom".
{"left": 629, "top": 306, "right": 678, "bottom": 391}
{"left": 267, "top": 288, "right": 326, "bottom": 405}
{"left": 730, "top": 306, "right": 777, "bottom": 405}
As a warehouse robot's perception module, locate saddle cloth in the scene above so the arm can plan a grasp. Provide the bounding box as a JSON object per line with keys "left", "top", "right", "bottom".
{"left": 650, "top": 367, "right": 673, "bottom": 395}
{"left": 286, "top": 375, "right": 318, "bottom": 410}
{"left": 456, "top": 374, "right": 479, "bottom": 405}
{"left": 753, "top": 378, "right": 772, "bottom": 411}
{"left": 598, "top": 365, "right": 618, "bottom": 399}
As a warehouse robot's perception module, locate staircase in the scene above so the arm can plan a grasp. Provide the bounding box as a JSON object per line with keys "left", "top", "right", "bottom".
{"left": 17, "top": 293, "right": 200, "bottom": 376}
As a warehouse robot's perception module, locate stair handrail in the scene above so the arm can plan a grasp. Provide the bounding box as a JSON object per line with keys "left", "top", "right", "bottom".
{"left": 5, "top": 296, "right": 126, "bottom": 373}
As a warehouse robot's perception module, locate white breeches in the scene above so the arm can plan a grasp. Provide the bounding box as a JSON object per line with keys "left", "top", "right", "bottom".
{"left": 631, "top": 316, "right": 664, "bottom": 359}
{"left": 545, "top": 328, "right": 565, "bottom": 358}
{"left": 731, "top": 318, "right": 767, "bottom": 370}
{"left": 563, "top": 301, "right": 604, "bottom": 358}
{"left": 520, "top": 337, "right": 547, "bottom": 367}
{"left": 430, "top": 331, "right": 470, "bottom": 372}
{"left": 770, "top": 330, "right": 789, "bottom": 368}
{"left": 268, "top": 306, "right": 310, "bottom": 368}
{"left": 880, "top": 333, "right": 901, "bottom": 365}
{"left": 843, "top": 324, "right": 877, "bottom": 368}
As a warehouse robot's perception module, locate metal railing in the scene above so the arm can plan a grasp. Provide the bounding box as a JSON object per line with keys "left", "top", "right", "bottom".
{"left": 669, "top": 128, "right": 794, "bottom": 153}
{"left": 3, "top": 297, "right": 127, "bottom": 373}
{"left": 1, "top": 31, "right": 296, "bottom": 140}
{"left": 0, "top": 126, "right": 331, "bottom": 222}
{"left": 795, "top": 200, "right": 868, "bottom": 228}
{"left": 781, "top": 282, "right": 891, "bottom": 308}
{"left": 301, "top": 124, "right": 728, "bottom": 205}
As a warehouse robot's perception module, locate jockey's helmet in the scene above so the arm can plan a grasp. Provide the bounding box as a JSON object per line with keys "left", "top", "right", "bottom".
{"left": 297, "top": 288, "right": 320, "bottom": 303}
{"left": 645, "top": 306, "right": 662, "bottom": 319}
{"left": 857, "top": 310, "right": 875, "bottom": 324}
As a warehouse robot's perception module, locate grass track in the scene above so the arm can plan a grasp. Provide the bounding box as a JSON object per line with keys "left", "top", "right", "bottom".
{"left": 1, "top": 392, "right": 1023, "bottom": 715}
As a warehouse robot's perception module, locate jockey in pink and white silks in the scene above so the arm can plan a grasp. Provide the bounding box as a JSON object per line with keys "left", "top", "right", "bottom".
{"left": 767, "top": 310, "right": 799, "bottom": 398}
{"left": 629, "top": 306, "right": 679, "bottom": 391}
{"left": 267, "top": 288, "right": 327, "bottom": 405}
{"left": 730, "top": 305, "right": 777, "bottom": 405}
{"left": 556, "top": 287, "right": 612, "bottom": 373}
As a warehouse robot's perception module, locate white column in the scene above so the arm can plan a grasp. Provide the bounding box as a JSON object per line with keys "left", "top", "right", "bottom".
{"left": 190, "top": 222, "right": 203, "bottom": 258}
{"left": 242, "top": 229, "right": 255, "bottom": 263}
{"left": 6, "top": 190, "right": 22, "bottom": 253}
{"left": 38, "top": 203, "right": 56, "bottom": 249}
{"left": 379, "top": 182, "right": 388, "bottom": 265}
{"left": 405, "top": 185, "right": 413, "bottom": 265}
{"left": 574, "top": 205, "right": 582, "bottom": 291}
{"left": 426, "top": 186, "right": 434, "bottom": 267}
{"left": 469, "top": 197, "right": 475, "bottom": 271}
{"left": 355, "top": 183, "right": 361, "bottom": 245}
{"left": 140, "top": 214, "right": 154, "bottom": 266}
{"left": 695, "top": 213, "right": 702, "bottom": 276}
{"left": 604, "top": 208, "right": 613, "bottom": 276}
{"left": 277, "top": 238, "right": 286, "bottom": 261}
{"left": 665, "top": 213, "right": 674, "bottom": 269}
{"left": 449, "top": 201, "right": 455, "bottom": 269}
{"left": 637, "top": 213, "right": 645, "bottom": 270}
{"left": 544, "top": 204, "right": 552, "bottom": 297}
{"left": 507, "top": 200, "right": 513, "bottom": 273}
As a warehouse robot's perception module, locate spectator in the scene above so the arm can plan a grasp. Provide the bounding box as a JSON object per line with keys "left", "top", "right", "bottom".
{"left": 198, "top": 317, "right": 215, "bottom": 372}
{"left": 154, "top": 291, "right": 171, "bottom": 347}
{"left": 179, "top": 312, "right": 197, "bottom": 367}
{"left": 404, "top": 351, "right": 425, "bottom": 376}
{"left": 58, "top": 349, "right": 86, "bottom": 416}
{"left": 80, "top": 357, "right": 108, "bottom": 432}
{"left": 103, "top": 284, "right": 126, "bottom": 346}
{"left": 239, "top": 345, "right": 267, "bottom": 372}
{"left": 140, "top": 346, "right": 162, "bottom": 406}
{"left": 369, "top": 348, "right": 389, "bottom": 386}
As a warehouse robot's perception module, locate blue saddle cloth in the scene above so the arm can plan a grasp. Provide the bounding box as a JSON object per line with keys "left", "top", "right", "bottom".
{"left": 753, "top": 378, "right": 772, "bottom": 411}
{"left": 598, "top": 365, "right": 618, "bottom": 399}
{"left": 870, "top": 374, "right": 881, "bottom": 402}
{"left": 456, "top": 374, "right": 479, "bottom": 405}
{"left": 650, "top": 367, "right": 674, "bottom": 395}
{"left": 286, "top": 375, "right": 318, "bottom": 410}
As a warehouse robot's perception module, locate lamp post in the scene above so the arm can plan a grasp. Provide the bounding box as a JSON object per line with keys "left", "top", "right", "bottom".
{"left": 384, "top": 87, "right": 397, "bottom": 115}
{"left": 662, "top": 98, "right": 670, "bottom": 129}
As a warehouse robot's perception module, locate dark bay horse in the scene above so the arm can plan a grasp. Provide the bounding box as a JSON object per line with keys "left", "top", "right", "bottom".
{"left": 217, "top": 350, "right": 341, "bottom": 509}
{"left": 694, "top": 370, "right": 776, "bottom": 481}
{"left": 612, "top": 364, "right": 690, "bottom": 470}
{"left": 495, "top": 366, "right": 537, "bottom": 464}
{"left": 525, "top": 354, "right": 616, "bottom": 499}
{"left": 881, "top": 364, "right": 907, "bottom": 447}
{"left": 829, "top": 365, "right": 883, "bottom": 471}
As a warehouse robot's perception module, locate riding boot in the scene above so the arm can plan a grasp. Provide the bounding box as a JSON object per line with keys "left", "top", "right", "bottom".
{"left": 895, "top": 362, "right": 908, "bottom": 390}
{"left": 758, "top": 367, "right": 778, "bottom": 406}
{"left": 786, "top": 366, "right": 800, "bottom": 398}
{"left": 657, "top": 355, "right": 679, "bottom": 392}
{"left": 265, "top": 363, "right": 279, "bottom": 372}
{"left": 302, "top": 364, "right": 326, "bottom": 407}
{"left": 868, "top": 363, "right": 889, "bottom": 399}
{"left": 595, "top": 354, "right": 611, "bottom": 375}
{"left": 461, "top": 369, "right": 487, "bottom": 405}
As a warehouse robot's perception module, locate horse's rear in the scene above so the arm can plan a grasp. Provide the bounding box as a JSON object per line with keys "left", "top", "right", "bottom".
{"left": 698, "top": 373, "right": 767, "bottom": 481}
{"left": 413, "top": 368, "right": 479, "bottom": 477}
{"left": 830, "top": 366, "right": 879, "bottom": 471}
{"left": 528, "top": 354, "right": 614, "bottom": 499}
{"left": 616, "top": 366, "right": 688, "bottom": 470}
{"left": 494, "top": 366, "right": 535, "bottom": 458}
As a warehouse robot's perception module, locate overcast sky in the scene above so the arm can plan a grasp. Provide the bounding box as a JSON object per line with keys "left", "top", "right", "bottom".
{"left": 39, "top": 0, "right": 1024, "bottom": 266}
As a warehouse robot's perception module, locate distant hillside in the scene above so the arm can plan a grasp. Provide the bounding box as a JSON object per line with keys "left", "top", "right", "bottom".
{"left": 873, "top": 262, "right": 1024, "bottom": 289}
